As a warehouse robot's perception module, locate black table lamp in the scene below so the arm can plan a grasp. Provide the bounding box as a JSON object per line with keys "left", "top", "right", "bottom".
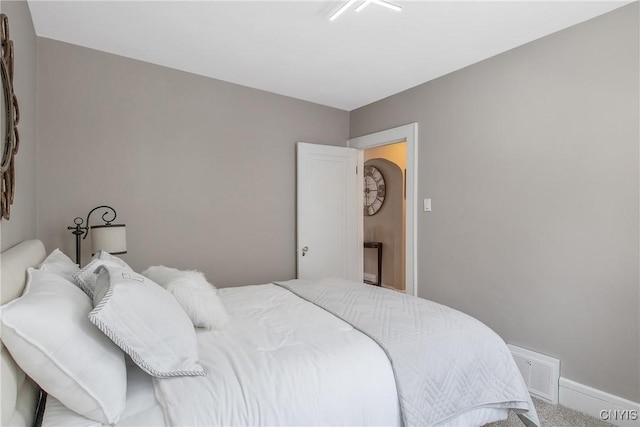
{"left": 68, "top": 205, "right": 127, "bottom": 265}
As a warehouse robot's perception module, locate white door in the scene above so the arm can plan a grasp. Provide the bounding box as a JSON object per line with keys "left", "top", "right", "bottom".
{"left": 297, "top": 142, "right": 362, "bottom": 281}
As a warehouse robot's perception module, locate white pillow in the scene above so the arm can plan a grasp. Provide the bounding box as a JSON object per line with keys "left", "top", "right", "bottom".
{"left": 142, "top": 265, "right": 229, "bottom": 329}
{"left": 90, "top": 265, "right": 206, "bottom": 378}
{"left": 0, "top": 269, "right": 127, "bottom": 424}
{"left": 73, "top": 250, "right": 132, "bottom": 298}
{"left": 38, "top": 248, "right": 79, "bottom": 282}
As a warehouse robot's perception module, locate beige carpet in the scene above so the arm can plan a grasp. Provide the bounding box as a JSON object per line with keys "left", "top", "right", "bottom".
{"left": 485, "top": 397, "right": 616, "bottom": 427}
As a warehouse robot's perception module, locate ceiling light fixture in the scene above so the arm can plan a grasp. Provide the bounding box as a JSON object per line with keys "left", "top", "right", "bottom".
{"left": 354, "top": 0, "right": 372, "bottom": 13}
{"left": 356, "top": 0, "right": 402, "bottom": 13}
{"left": 330, "top": 0, "right": 359, "bottom": 21}
{"left": 330, "top": 0, "right": 402, "bottom": 21}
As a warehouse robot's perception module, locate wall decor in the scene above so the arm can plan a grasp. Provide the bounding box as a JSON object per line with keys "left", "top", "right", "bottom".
{"left": 0, "top": 14, "right": 19, "bottom": 220}
{"left": 363, "top": 165, "right": 386, "bottom": 216}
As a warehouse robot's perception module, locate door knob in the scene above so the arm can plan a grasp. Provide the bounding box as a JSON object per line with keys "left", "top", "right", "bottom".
{"left": 301, "top": 246, "right": 309, "bottom": 256}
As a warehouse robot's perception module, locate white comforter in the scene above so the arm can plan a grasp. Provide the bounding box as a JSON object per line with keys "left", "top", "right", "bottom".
{"left": 152, "top": 283, "right": 402, "bottom": 426}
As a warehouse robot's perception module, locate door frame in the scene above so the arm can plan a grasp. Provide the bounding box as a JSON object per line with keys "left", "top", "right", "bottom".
{"left": 348, "top": 123, "right": 418, "bottom": 297}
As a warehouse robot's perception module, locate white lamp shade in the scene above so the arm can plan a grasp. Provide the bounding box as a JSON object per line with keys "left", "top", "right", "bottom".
{"left": 91, "top": 224, "right": 127, "bottom": 255}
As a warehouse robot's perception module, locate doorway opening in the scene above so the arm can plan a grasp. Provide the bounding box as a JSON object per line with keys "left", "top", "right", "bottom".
{"left": 348, "top": 123, "right": 418, "bottom": 296}
{"left": 363, "top": 143, "right": 407, "bottom": 292}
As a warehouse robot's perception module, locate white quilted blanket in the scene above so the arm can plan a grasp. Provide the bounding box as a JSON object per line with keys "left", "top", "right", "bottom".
{"left": 275, "top": 278, "right": 540, "bottom": 427}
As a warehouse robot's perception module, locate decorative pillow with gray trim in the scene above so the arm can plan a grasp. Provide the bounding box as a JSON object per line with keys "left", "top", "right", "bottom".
{"left": 89, "top": 265, "right": 206, "bottom": 378}
{"left": 73, "top": 251, "right": 132, "bottom": 298}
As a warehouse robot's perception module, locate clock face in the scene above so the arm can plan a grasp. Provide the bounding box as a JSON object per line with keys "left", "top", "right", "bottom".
{"left": 363, "top": 165, "right": 385, "bottom": 216}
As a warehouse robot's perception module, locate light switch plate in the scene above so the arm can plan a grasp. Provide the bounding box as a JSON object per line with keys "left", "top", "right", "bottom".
{"left": 423, "top": 198, "right": 432, "bottom": 212}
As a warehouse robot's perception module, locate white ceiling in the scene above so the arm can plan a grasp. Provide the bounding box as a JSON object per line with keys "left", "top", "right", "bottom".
{"left": 28, "top": 1, "right": 632, "bottom": 111}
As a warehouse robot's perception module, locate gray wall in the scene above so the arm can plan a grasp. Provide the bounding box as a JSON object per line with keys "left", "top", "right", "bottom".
{"left": 351, "top": 4, "right": 639, "bottom": 402}
{"left": 36, "top": 38, "right": 349, "bottom": 286}
{"left": 0, "top": 1, "right": 37, "bottom": 251}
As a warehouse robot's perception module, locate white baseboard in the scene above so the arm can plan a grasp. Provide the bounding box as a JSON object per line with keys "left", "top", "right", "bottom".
{"left": 559, "top": 378, "right": 640, "bottom": 427}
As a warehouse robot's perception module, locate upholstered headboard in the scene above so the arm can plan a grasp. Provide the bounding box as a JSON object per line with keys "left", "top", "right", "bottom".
{"left": 1, "top": 240, "right": 46, "bottom": 427}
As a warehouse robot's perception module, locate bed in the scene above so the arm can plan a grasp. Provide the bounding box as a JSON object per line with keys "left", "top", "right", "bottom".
{"left": 1, "top": 239, "right": 539, "bottom": 426}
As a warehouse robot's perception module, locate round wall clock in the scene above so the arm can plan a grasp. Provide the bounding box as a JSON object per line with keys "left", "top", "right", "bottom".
{"left": 363, "top": 165, "right": 385, "bottom": 216}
